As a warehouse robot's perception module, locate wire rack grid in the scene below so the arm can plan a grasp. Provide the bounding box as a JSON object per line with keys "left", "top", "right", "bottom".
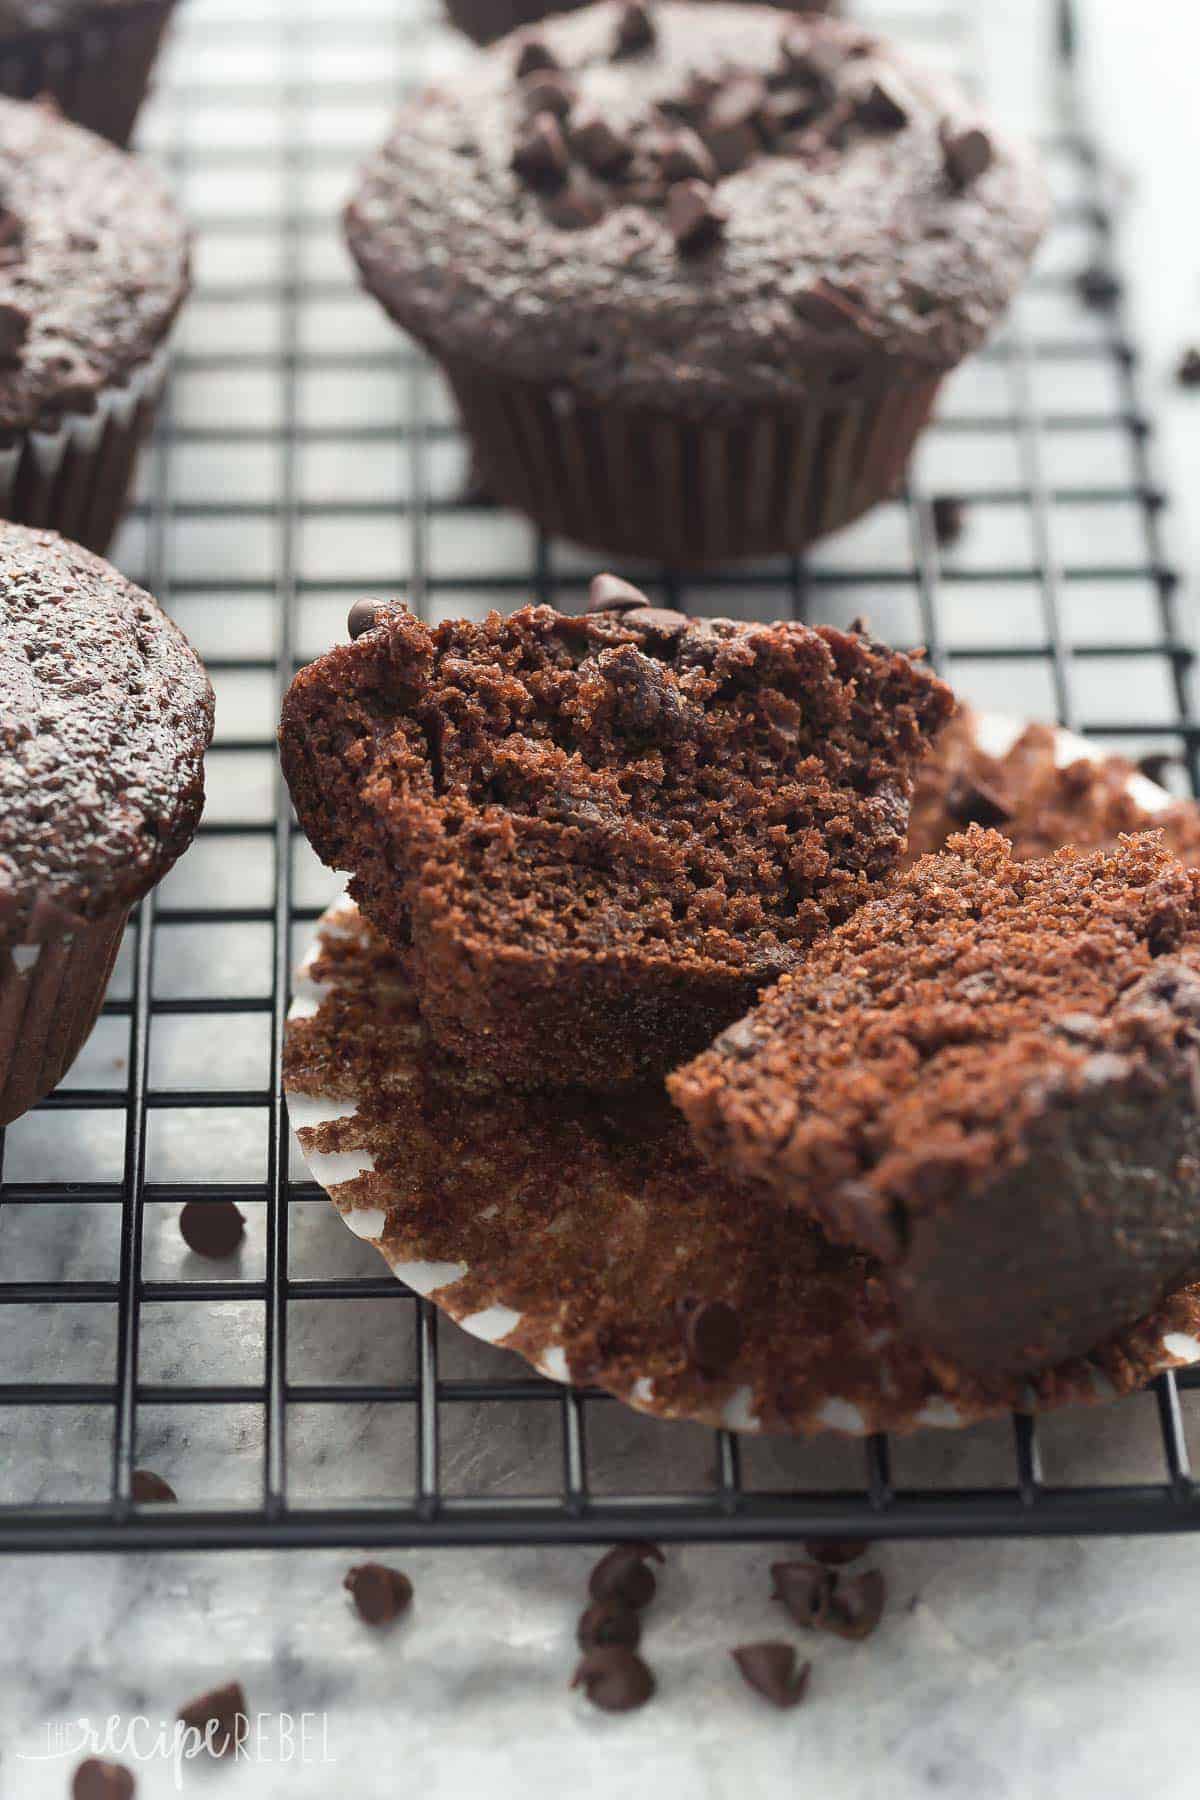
{"left": 1, "top": 0, "right": 1199, "bottom": 1554}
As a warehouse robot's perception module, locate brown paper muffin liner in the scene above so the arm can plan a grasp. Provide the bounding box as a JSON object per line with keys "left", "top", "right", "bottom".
{"left": 0, "top": 907, "right": 127, "bottom": 1127}
{"left": 445, "top": 0, "right": 837, "bottom": 47}
{"left": 0, "top": 345, "right": 168, "bottom": 555}
{"left": 284, "top": 843, "right": 1200, "bottom": 1437}
{"left": 440, "top": 355, "right": 942, "bottom": 564}
{"left": 0, "top": 0, "right": 177, "bottom": 146}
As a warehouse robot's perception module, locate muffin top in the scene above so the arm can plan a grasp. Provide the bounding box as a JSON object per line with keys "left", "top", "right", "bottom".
{"left": 0, "top": 96, "right": 189, "bottom": 434}
{"left": 0, "top": 523, "right": 213, "bottom": 943}
{"left": 346, "top": 1, "right": 1047, "bottom": 413}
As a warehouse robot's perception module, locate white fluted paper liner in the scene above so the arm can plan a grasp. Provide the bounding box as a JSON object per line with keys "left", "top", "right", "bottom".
{"left": 284, "top": 719, "right": 1200, "bottom": 1436}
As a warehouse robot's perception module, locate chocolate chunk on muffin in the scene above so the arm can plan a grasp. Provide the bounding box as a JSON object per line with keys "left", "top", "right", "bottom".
{"left": 907, "top": 709, "right": 1200, "bottom": 868}
{"left": 0, "top": 95, "right": 190, "bottom": 551}
{"left": 671, "top": 828, "right": 1200, "bottom": 1376}
{"left": 345, "top": 2, "right": 1046, "bottom": 563}
{"left": 0, "top": 522, "right": 213, "bottom": 1125}
{"left": 0, "top": 2, "right": 178, "bottom": 145}
{"left": 446, "top": 0, "right": 837, "bottom": 51}
{"left": 279, "top": 591, "right": 952, "bottom": 1089}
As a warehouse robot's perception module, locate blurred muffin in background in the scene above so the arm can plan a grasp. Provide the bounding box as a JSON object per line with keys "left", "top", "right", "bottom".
{"left": 0, "top": 1, "right": 178, "bottom": 145}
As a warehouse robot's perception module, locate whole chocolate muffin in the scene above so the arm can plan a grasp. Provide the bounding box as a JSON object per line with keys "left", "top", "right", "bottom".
{"left": 0, "top": 95, "right": 189, "bottom": 552}
{"left": 446, "top": 0, "right": 836, "bottom": 51}
{"left": 0, "top": 523, "right": 213, "bottom": 1125}
{"left": 0, "top": 2, "right": 177, "bottom": 145}
{"left": 345, "top": 2, "right": 1046, "bottom": 564}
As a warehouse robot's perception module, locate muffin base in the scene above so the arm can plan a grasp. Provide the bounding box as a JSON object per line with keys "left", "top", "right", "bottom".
{"left": 0, "top": 1, "right": 177, "bottom": 145}
{"left": 442, "top": 356, "right": 942, "bottom": 564}
{"left": 0, "top": 347, "right": 168, "bottom": 556}
{"left": 445, "top": 0, "right": 837, "bottom": 46}
{"left": 0, "top": 909, "right": 127, "bottom": 1128}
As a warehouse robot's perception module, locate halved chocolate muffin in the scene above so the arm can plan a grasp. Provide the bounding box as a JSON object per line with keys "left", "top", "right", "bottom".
{"left": 671, "top": 828, "right": 1200, "bottom": 1376}
{"left": 279, "top": 587, "right": 952, "bottom": 1089}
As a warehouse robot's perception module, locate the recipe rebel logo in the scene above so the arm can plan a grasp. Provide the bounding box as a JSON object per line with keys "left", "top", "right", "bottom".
{"left": 17, "top": 1710, "right": 336, "bottom": 1788}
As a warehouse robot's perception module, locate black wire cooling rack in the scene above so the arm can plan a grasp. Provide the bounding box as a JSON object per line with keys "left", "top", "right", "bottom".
{"left": 2, "top": 0, "right": 1200, "bottom": 1554}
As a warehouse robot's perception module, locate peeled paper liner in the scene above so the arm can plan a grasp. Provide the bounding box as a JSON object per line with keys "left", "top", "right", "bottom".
{"left": 284, "top": 715, "right": 1200, "bottom": 1436}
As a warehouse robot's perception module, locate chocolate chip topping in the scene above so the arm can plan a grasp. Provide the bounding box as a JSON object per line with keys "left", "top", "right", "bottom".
{"left": 771, "top": 1559, "right": 833, "bottom": 1627}
{"left": 586, "top": 571, "right": 649, "bottom": 613}
{"left": 131, "top": 1469, "right": 177, "bottom": 1503}
{"left": 515, "top": 33, "right": 559, "bottom": 76}
{"left": 941, "top": 119, "right": 994, "bottom": 188}
{"left": 344, "top": 1561, "right": 414, "bottom": 1624}
{"left": 792, "top": 278, "right": 862, "bottom": 330}
{"left": 823, "top": 1567, "right": 887, "bottom": 1640}
{"left": 731, "top": 1642, "right": 811, "bottom": 1709}
{"left": 520, "top": 70, "right": 576, "bottom": 117}
{"left": 945, "top": 771, "right": 1012, "bottom": 829}
{"left": 73, "top": 1759, "right": 135, "bottom": 1800}
{"left": 512, "top": 111, "right": 570, "bottom": 188}
{"left": 623, "top": 604, "right": 689, "bottom": 641}
{"left": 613, "top": 0, "right": 655, "bottom": 57}
{"left": 347, "top": 597, "right": 389, "bottom": 640}
{"left": 679, "top": 1297, "right": 742, "bottom": 1374}
{"left": 588, "top": 1542, "right": 663, "bottom": 1609}
{"left": 345, "top": 4, "right": 1047, "bottom": 411}
{"left": 571, "top": 1647, "right": 656, "bottom": 1711}
{"left": 177, "top": 1682, "right": 249, "bottom": 1758}
{"left": 0, "top": 523, "right": 213, "bottom": 948}
{"left": 577, "top": 1601, "right": 642, "bottom": 1651}
{"left": 179, "top": 1200, "right": 246, "bottom": 1260}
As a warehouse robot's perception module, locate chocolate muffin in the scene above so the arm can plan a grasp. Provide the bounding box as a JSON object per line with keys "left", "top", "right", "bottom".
{"left": 0, "top": 2, "right": 177, "bottom": 145}
{"left": 907, "top": 709, "right": 1200, "bottom": 868}
{"left": 0, "top": 95, "right": 189, "bottom": 552}
{"left": 446, "top": 0, "right": 836, "bottom": 51}
{"left": 671, "top": 828, "right": 1200, "bottom": 1377}
{"left": 279, "top": 586, "right": 952, "bottom": 1089}
{"left": 0, "top": 523, "right": 213, "bottom": 1126}
{"left": 345, "top": 2, "right": 1046, "bottom": 564}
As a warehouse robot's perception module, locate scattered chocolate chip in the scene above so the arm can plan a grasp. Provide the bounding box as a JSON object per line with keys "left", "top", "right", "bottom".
{"left": 803, "top": 1538, "right": 870, "bottom": 1567}
{"left": 623, "top": 604, "right": 690, "bottom": 642}
{"left": 1075, "top": 263, "right": 1121, "bottom": 310}
{"left": 652, "top": 126, "right": 716, "bottom": 184}
{"left": 578, "top": 1601, "right": 642, "bottom": 1651}
{"left": 667, "top": 178, "right": 726, "bottom": 252}
{"left": 771, "top": 1559, "right": 833, "bottom": 1627}
{"left": 179, "top": 1200, "right": 246, "bottom": 1260}
{"left": 0, "top": 299, "right": 27, "bottom": 362}
{"left": 613, "top": 0, "right": 655, "bottom": 56}
{"left": 520, "top": 71, "right": 576, "bottom": 118}
{"left": 824, "top": 1567, "right": 887, "bottom": 1640}
{"left": 856, "top": 74, "right": 909, "bottom": 130}
{"left": 347, "top": 597, "right": 393, "bottom": 639}
{"left": 571, "top": 109, "right": 631, "bottom": 174}
{"left": 344, "top": 1561, "right": 413, "bottom": 1625}
{"left": 515, "top": 34, "right": 558, "bottom": 76}
{"left": 177, "top": 1681, "right": 249, "bottom": 1757}
{"left": 931, "top": 492, "right": 966, "bottom": 547}
{"left": 73, "top": 1759, "right": 135, "bottom": 1800}
{"left": 940, "top": 120, "right": 993, "bottom": 188}
{"left": 131, "top": 1469, "right": 176, "bottom": 1504}
{"left": 731, "top": 1642, "right": 811, "bottom": 1709}
{"left": 1176, "top": 346, "right": 1200, "bottom": 389}
{"left": 793, "top": 279, "right": 862, "bottom": 331}
{"left": 588, "top": 1542, "right": 664, "bottom": 1609}
{"left": 571, "top": 1647, "right": 656, "bottom": 1712}
{"left": 587, "top": 572, "right": 649, "bottom": 613}
{"left": 512, "top": 111, "right": 569, "bottom": 189}
{"left": 679, "top": 1298, "right": 742, "bottom": 1375}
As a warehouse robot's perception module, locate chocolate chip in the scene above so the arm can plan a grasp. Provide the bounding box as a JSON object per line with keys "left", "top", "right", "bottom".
{"left": 762, "top": 85, "right": 824, "bottom": 134}
{"left": 793, "top": 280, "right": 862, "bottom": 331}
{"left": 613, "top": 0, "right": 655, "bottom": 56}
{"left": 571, "top": 1647, "right": 656, "bottom": 1712}
{"left": 177, "top": 1681, "right": 249, "bottom": 1757}
{"left": 512, "top": 111, "right": 569, "bottom": 189}
{"left": 804, "top": 1538, "right": 870, "bottom": 1566}
{"left": 731, "top": 1642, "right": 811, "bottom": 1709}
{"left": 624, "top": 604, "right": 690, "bottom": 641}
{"left": 715, "top": 1016, "right": 759, "bottom": 1058}
{"left": 587, "top": 573, "right": 649, "bottom": 613}
{"left": 347, "top": 597, "right": 393, "bottom": 639}
{"left": 131, "top": 1469, "right": 176, "bottom": 1503}
{"left": 771, "top": 1559, "right": 833, "bottom": 1627}
{"left": 578, "top": 1601, "right": 642, "bottom": 1651}
{"left": 515, "top": 34, "right": 558, "bottom": 76}
{"left": 571, "top": 109, "right": 631, "bottom": 174}
{"left": 679, "top": 1298, "right": 742, "bottom": 1375}
{"left": 1075, "top": 263, "right": 1121, "bottom": 310}
{"left": 702, "top": 121, "right": 758, "bottom": 176}
{"left": 931, "top": 493, "right": 966, "bottom": 546}
{"left": 941, "top": 120, "right": 993, "bottom": 188}
{"left": 824, "top": 1567, "right": 886, "bottom": 1640}
{"left": 779, "top": 28, "right": 838, "bottom": 94}
{"left": 652, "top": 126, "right": 716, "bottom": 184}
{"left": 667, "top": 177, "right": 726, "bottom": 251}
{"left": 709, "top": 74, "right": 767, "bottom": 135}
{"left": 856, "top": 73, "right": 908, "bottom": 130}
{"left": 544, "top": 171, "right": 607, "bottom": 229}
{"left": 344, "top": 1561, "right": 413, "bottom": 1624}
{"left": 179, "top": 1200, "right": 246, "bottom": 1260}
{"left": 946, "top": 772, "right": 1011, "bottom": 829}
{"left": 73, "top": 1759, "right": 135, "bottom": 1800}
{"left": 1136, "top": 751, "right": 1179, "bottom": 786}
{"left": 0, "top": 299, "right": 27, "bottom": 362}
{"left": 1177, "top": 346, "right": 1200, "bottom": 389}
{"left": 520, "top": 71, "right": 576, "bottom": 118}
{"left": 588, "top": 1541, "right": 664, "bottom": 1609}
